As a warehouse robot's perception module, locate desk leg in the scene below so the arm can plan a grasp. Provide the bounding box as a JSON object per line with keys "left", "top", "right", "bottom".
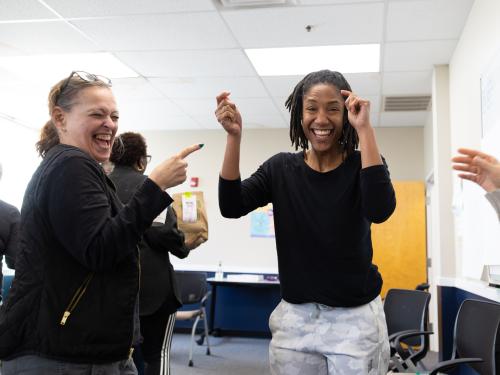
{"left": 209, "top": 284, "right": 217, "bottom": 335}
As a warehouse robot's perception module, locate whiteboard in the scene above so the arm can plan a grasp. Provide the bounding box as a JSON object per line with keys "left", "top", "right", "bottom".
{"left": 460, "top": 49, "right": 500, "bottom": 279}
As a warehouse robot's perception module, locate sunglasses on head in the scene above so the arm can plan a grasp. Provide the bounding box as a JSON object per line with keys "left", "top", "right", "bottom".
{"left": 60, "top": 70, "right": 112, "bottom": 93}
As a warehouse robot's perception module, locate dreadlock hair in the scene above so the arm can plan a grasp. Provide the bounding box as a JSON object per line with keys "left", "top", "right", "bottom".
{"left": 109, "top": 132, "right": 147, "bottom": 168}
{"left": 285, "top": 70, "right": 359, "bottom": 158}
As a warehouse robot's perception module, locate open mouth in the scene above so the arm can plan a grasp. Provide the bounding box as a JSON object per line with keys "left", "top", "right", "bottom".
{"left": 311, "top": 128, "right": 334, "bottom": 137}
{"left": 94, "top": 134, "right": 112, "bottom": 149}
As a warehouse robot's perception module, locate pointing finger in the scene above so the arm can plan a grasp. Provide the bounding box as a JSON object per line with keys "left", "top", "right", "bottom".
{"left": 178, "top": 143, "right": 204, "bottom": 159}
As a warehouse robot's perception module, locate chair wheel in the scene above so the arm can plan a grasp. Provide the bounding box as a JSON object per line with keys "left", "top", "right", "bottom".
{"left": 206, "top": 348, "right": 211, "bottom": 355}
{"left": 188, "top": 360, "right": 193, "bottom": 367}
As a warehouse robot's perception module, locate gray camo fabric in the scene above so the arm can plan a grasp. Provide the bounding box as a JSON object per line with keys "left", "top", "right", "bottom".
{"left": 269, "top": 296, "right": 389, "bottom": 375}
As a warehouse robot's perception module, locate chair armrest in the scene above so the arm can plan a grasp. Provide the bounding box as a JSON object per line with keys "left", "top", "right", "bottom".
{"left": 429, "top": 358, "right": 483, "bottom": 375}
{"left": 394, "top": 330, "right": 433, "bottom": 359}
{"left": 389, "top": 329, "right": 421, "bottom": 342}
{"left": 201, "top": 290, "right": 212, "bottom": 306}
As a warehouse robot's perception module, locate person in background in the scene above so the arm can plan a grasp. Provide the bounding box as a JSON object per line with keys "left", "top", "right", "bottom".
{"left": 109, "top": 132, "right": 196, "bottom": 375}
{"left": 452, "top": 148, "right": 500, "bottom": 219}
{"left": 0, "top": 71, "right": 201, "bottom": 375}
{"left": 0, "top": 163, "right": 19, "bottom": 301}
{"left": 215, "top": 69, "right": 396, "bottom": 375}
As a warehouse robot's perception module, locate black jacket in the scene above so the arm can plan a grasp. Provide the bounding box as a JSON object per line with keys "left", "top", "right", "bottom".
{"left": 0, "top": 145, "right": 171, "bottom": 363}
{"left": 109, "top": 165, "right": 189, "bottom": 316}
{"left": 0, "top": 199, "right": 19, "bottom": 295}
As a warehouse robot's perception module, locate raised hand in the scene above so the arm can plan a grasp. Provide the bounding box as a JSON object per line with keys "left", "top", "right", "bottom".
{"left": 452, "top": 148, "right": 500, "bottom": 192}
{"left": 340, "top": 90, "right": 371, "bottom": 132}
{"left": 149, "top": 144, "right": 203, "bottom": 190}
{"left": 215, "top": 92, "right": 242, "bottom": 137}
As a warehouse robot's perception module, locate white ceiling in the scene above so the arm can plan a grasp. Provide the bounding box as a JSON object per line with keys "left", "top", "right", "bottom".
{"left": 0, "top": 0, "right": 475, "bottom": 131}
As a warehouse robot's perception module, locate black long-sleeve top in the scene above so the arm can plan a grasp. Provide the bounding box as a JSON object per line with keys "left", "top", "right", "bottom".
{"left": 219, "top": 151, "right": 396, "bottom": 307}
{"left": 0, "top": 200, "right": 20, "bottom": 297}
{"left": 0, "top": 144, "right": 171, "bottom": 362}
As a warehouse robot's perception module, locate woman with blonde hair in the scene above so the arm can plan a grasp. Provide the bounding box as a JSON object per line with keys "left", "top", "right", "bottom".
{"left": 0, "top": 71, "right": 201, "bottom": 374}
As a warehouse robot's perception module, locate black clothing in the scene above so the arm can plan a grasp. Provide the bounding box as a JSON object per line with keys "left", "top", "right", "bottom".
{"left": 139, "top": 307, "right": 176, "bottom": 375}
{"left": 219, "top": 151, "right": 396, "bottom": 308}
{"left": 109, "top": 165, "right": 189, "bottom": 375}
{"left": 0, "top": 199, "right": 19, "bottom": 295}
{"left": 109, "top": 165, "right": 189, "bottom": 316}
{"left": 0, "top": 144, "right": 171, "bottom": 363}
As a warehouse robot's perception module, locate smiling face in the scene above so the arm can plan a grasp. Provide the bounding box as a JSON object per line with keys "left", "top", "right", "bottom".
{"left": 56, "top": 86, "right": 119, "bottom": 162}
{"left": 301, "top": 83, "right": 345, "bottom": 155}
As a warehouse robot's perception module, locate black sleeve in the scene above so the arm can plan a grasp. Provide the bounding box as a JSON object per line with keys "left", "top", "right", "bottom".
{"left": 359, "top": 159, "right": 396, "bottom": 224}
{"left": 219, "top": 159, "right": 273, "bottom": 218}
{"left": 143, "top": 206, "right": 190, "bottom": 259}
{"left": 4, "top": 205, "right": 20, "bottom": 269}
{"left": 47, "top": 156, "right": 172, "bottom": 271}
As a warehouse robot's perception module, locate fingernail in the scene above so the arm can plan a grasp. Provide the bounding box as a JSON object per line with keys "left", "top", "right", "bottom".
{"left": 199, "top": 143, "right": 204, "bottom": 148}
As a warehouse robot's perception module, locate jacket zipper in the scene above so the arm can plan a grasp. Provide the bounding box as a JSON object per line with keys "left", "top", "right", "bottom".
{"left": 60, "top": 273, "right": 94, "bottom": 326}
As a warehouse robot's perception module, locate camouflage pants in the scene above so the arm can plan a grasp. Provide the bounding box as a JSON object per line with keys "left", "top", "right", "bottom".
{"left": 269, "top": 296, "right": 389, "bottom": 375}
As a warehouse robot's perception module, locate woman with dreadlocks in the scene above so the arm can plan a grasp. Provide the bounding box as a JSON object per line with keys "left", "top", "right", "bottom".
{"left": 215, "top": 70, "right": 396, "bottom": 375}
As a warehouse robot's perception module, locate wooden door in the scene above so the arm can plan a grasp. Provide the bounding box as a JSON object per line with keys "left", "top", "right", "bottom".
{"left": 372, "top": 181, "right": 427, "bottom": 297}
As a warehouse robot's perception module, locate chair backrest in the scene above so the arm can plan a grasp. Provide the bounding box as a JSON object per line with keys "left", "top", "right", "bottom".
{"left": 453, "top": 299, "right": 500, "bottom": 375}
{"left": 384, "top": 288, "right": 431, "bottom": 347}
{"left": 175, "top": 271, "right": 208, "bottom": 305}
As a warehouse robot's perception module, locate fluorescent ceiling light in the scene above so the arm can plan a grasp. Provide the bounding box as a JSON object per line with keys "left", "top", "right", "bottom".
{"left": 245, "top": 44, "right": 380, "bottom": 76}
{"left": 0, "top": 52, "right": 139, "bottom": 83}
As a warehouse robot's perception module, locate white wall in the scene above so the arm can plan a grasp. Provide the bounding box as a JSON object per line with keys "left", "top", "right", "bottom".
{"left": 448, "top": 0, "right": 500, "bottom": 279}
{"left": 0, "top": 119, "right": 39, "bottom": 209}
{"left": 142, "top": 126, "right": 424, "bottom": 272}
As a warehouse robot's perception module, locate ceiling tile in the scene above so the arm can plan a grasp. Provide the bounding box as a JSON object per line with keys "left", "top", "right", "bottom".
{"left": 298, "top": 0, "right": 380, "bottom": 3}
{"left": 116, "top": 98, "right": 187, "bottom": 130}
{"left": 0, "top": 0, "right": 57, "bottom": 21}
{"left": 72, "top": 13, "right": 237, "bottom": 51}
{"left": 112, "top": 77, "right": 165, "bottom": 102}
{"left": 379, "top": 111, "right": 429, "bottom": 127}
{"left": 382, "top": 71, "right": 433, "bottom": 95}
{"left": 44, "top": 0, "right": 215, "bottom": 17}
{"left": 0, "top": 21, "right": 100, "bottom": 53}
{"left": 386, "top": 0, "right": 475, "bottom": 42}
{"left": 343, "top": 73, "right": 381, "bottom": 96}
{"left": 383, "top": 40, "right": 458, "bottom": 72}
{"left": 116, "top": 49, "right": 256, "bottom": 77}
{"left": 172, "top": 97, "right": 282, "bottom": 124}
{"left": 150, "top": 76, "right": 268, "bottom": 99}
{"left": 221, "top": 3, "right": 384, "bottom": 48}
{"left": 263, "top": 72, "right": 381, "bottom": 99}
{"left": 195, "top": 114, "right": 287, "bottom": 129}
{"left": 119, "top": 114, "right": 201, "bottom": 131}
{"left": 262, "top": 76, "right": 302, "bottom": 98}
{"left": 0, "top": 82, "right": 49, "bottom": 129}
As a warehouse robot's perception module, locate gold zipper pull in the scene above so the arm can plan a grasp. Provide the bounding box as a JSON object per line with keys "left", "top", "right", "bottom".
{"left": 60, "top": 311, "right": 71, "bottom": 325}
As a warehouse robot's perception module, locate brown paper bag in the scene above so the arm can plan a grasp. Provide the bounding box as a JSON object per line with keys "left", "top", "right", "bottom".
{"left": 171, "top": 191, "right": 208, "bottom": 250}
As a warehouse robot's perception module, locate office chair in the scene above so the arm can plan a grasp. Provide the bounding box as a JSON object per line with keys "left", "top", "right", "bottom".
{"left": 394, "top": 299, "right": 500, "bottom": 375}
{"left": 384, "top": 288, "right": 432, "bottom": 372}
{"left": 174, "top": 271, "right": 212, "bottom": 367}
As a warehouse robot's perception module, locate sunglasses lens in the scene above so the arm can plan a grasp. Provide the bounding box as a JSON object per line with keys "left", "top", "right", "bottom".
{"left": 73, "top": 71, "right": 112, "bottom": 87}
{"left": 96, "top": 75, "right": 112, "bottom": 86}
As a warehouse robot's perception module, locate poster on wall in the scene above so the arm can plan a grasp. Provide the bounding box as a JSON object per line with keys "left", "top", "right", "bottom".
{"left": 250, "top": 203, "right": 275, "bottom": 238}
{"left": 480, "top": 48, "right": 500, "bottom": 154}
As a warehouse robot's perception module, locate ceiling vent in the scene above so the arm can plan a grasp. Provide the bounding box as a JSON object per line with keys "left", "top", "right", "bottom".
{"left": 219, "top": 0, "right": 295, "bottom": 8}
{"left": 383, "top": 95, "right": 431, "bottom": 112}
